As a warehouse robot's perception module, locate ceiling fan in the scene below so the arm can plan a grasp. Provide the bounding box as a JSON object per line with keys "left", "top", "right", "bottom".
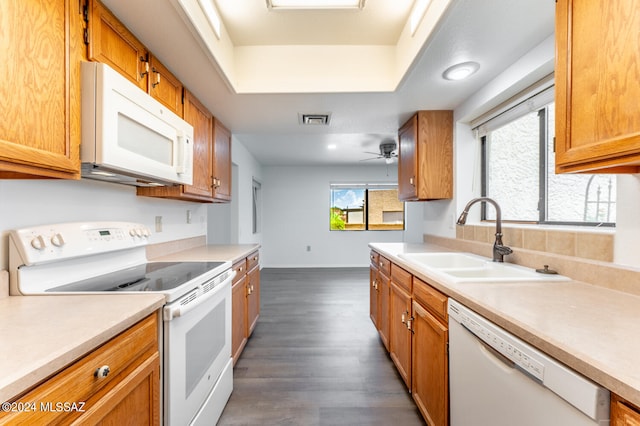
{"left": 361, "top": 140, "right": 398, "bottom": 164}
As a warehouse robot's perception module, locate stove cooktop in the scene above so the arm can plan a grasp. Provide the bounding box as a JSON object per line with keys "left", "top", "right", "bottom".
{"left": 48, "top": 261, "right": 226, "bottom": 293}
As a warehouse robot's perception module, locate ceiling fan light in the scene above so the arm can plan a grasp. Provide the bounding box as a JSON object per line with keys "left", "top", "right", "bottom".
{"left": 442, "top": 61, "right": 480, "bottom": 81}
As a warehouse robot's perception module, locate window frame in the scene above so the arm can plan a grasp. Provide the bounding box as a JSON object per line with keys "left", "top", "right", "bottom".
{"left": 480, "top": 102, "right": 615, "bottom": 227}
{"left": 329, "top": 183, "right": 405, "bottom": 231}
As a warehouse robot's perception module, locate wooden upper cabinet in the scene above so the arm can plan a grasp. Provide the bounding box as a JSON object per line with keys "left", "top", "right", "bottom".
{"left": 213, "top": 119, "right": 232, "bottom": 202}
{"left": 398, "top": 111, "right": 453, "bottom": 201}
{"left": 555, "top": 0, "right": 640, "bottom": 173}
{"left": 0, "top": 0, "right": 81, "bottom": 179}
{"left": 87, "top": 0, "right": 148, "bottom": 91}
{"left": 138, "top": 90, "right": 214, "bottom": 201}
{"left": 149, "top": 55, "right": 184, "bottom": 117}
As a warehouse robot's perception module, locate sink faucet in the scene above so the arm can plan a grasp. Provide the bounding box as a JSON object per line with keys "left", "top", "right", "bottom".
{"left": 456, "top": 197, "right": 513, "bottom": 262}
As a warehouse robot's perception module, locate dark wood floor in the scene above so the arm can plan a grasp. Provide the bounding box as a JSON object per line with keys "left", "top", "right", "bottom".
{"left": 217, "top": 268, "right": 425, "bottom": 426}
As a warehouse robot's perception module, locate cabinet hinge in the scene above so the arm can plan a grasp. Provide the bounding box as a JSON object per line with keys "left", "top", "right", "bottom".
{"left": 83, "top": 28, "right": 89, "bottom": 45}
{"left": 82, "top": 1, "right": 89, "bottom": 22}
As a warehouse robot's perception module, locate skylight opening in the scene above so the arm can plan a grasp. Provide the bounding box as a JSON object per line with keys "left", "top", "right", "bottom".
{"left": 266, "top": 0, "right": 365, "bottom": 10}
{"left": 198, "top": 0, "right": 221, "bottom": 39}
{"left": 410, "top": 0, "right": 432, "bottom": 35}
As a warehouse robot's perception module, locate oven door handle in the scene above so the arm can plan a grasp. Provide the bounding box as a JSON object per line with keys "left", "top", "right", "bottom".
{"left": 163, "top": 271, "right": 235, "bottom": 321}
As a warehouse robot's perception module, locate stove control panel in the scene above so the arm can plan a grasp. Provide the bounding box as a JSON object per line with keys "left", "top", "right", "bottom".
{"left": 10, "top": 222, "right": 152, "bottom": 266}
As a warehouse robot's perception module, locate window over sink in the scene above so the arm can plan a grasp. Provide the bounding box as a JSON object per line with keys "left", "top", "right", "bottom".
{"left": 330, "top": 183, "right": 405, "bottom": 231}
{"left": 476, "top": 83, "right": 616, "bottom": 226}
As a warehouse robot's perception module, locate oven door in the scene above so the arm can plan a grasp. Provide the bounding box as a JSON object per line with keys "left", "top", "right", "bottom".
{"left": 163, "top": 272, "right": 232, "bottom": 426}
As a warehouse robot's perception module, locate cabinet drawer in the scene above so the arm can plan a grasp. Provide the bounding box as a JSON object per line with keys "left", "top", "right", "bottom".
{"left": 247, "top": 250, "right": 260, "bottom": 272}
{"left": 370, "top": 251, "right": 380, "bottom": 267}
{"left": 232, "top": 259, "right": 247, "bottom": 284}
{"left": 1, "top": 314, "right": 158, "bottom": 424}
{"left": 391, "top": 263, "right": 412, "bottom": 293}
{"left": 413, "top": 277, "right": 447, "bottom": 322}
{"left": 378, "top": 256, "right": 391, "bottom": 278}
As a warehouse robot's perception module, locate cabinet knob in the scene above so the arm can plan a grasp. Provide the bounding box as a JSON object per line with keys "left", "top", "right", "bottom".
{"left": 152, "top": 67, "right": 161, "bottom": 88}
{"left": 409, "top": 176, "right": 415, "bottom": 186}
{"left": 94, "top": 365, "right": 110, "bottom": 379}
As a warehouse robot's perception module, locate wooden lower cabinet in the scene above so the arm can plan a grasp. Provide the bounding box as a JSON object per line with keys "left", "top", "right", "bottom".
{"left": 231, "top": 260, "right": 248, "bottom": 364}
{"left": 247, "top": 259, "right": 261, "bottom": 336}
{"left": 0, "top": 314, "right": 160, "bottom": 425}
{"left": 389, "top": 282, "right": 412, "bottom": 388}
{"left": 612, "top": 394, "right": 640, "bottom": 425}
{"left": 369, "top": 251, "right": 449, "bottom": 426}
{"left": 369, "top": 265, "right": 379, "bottom": 328}
{"left": 411, "top": 299, "right": 448, "bottom": 426}
{"left": 231, "top": 250, "right": 260, "bottom": 365}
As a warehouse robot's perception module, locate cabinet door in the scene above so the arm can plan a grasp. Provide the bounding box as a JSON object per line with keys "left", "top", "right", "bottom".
{"left": 389, "top": 282, "right": 412, "bottom": 389}
{"left": 247, "top": 265, "right": 260, "bottom": 336}
{"left": 411, "top": 300, "right": 448, "bottom": 426}
{"left": 213, "top": 119, "right": 232, "bottom": 202}
{"left": 555, "top": 0, "right": 640, "bottom": 173}
{"left": 232, "top": 275, "right": 248, "bottom": 365}
{"left": 398, "top": 115, "right": 418, "bottom": 200}
{"left": 398, "top": 111, "right": 453, "bottom": 201}
{"left": 369, "top": 265, "right": 379, "bottom": 328}
{"left": 377, "top": 272, "right": 391, "bottom": 352}
{"left": 149, "top": 55, "right": 183, "bottom": 117}
{"left": 0, "top": 0, "right": 80, "bottom": 178}
{"left": 88, "top": 0, "right": 148, "bottom": 91}
{"left": 612, "top": 394, "right": 640, "bottom": 426}
{"left": 182, "top": 90, "right": 214, "bottom": 199}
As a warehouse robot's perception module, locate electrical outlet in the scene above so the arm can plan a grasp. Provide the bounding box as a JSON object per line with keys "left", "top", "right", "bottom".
{"left": 306, "top": 245, "right": 311, "bottom": 252}
{"left": 186, "top": 210, "right": 192, "bottom": 224}
{"left": 155, "top": 216, "right": 163, "bottom": 232}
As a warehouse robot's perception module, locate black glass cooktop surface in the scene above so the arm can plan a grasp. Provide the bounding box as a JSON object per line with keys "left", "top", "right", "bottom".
{"left": 47, "top": 261, "right": 226, "bottom": 293}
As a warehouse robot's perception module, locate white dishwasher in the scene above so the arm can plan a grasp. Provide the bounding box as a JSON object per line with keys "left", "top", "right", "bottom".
{"left": 448, "top": 299, "right": 610, "bottom": 426}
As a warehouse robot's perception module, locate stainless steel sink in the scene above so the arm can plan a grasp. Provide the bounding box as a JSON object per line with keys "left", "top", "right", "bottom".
{"left": 398, "top": 252, "right": 569, "bottom": 283}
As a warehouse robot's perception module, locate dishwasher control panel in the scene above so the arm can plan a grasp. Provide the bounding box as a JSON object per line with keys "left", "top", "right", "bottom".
{"left": 448, "top": 300, "right": 545, "bottom": 381}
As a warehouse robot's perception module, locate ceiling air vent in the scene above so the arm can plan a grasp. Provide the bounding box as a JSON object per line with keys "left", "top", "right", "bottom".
{"left": 299, "top": 113, "right": 331, "bottom": 125}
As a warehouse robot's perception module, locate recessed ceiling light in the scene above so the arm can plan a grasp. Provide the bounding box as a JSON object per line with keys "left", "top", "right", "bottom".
{"left": 198, "top": 0, "right": 221, "bottom": 39}
{"left": 410, "top": 0, "right": 432, "bottom": 35}
{"left": 442, "top": 61, "right": 480, "bottom": 81}
{"left": 266, "top": 0, "right": 365, "bottom": 10}
{"left": 327, "top": 144, "right": 337, "bottom": 150}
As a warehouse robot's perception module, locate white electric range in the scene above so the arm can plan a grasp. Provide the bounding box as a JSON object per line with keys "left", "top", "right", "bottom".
{"left": 8, "top": 221, "right": 234, "bottom": 426}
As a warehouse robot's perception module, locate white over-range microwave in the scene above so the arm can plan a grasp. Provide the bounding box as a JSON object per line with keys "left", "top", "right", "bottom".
{"left": 81, "top": 61, "right": 194, "bottom": 187}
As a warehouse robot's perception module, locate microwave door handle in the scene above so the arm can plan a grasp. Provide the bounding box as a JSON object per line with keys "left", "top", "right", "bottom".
{"left": 175, "top": 131, "right": 187, "bottom": 175}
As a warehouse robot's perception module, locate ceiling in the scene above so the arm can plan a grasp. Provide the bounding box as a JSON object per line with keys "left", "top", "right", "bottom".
{"left": 100, "top": 0, "right": 555, "bottom": 166}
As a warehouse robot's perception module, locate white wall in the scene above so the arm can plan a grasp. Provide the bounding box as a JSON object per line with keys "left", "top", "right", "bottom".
{"left": 208, "top": 136, "right": 263, "bottom": 245}
{"left": 423, "top": 35, "right": 555, "bottom": 237}
{"left": 261, "top": 165, "right": 423, "bottom": 267}
{"left": 614, "top": 175, "right": 640, "bottom": 267}
{"left": 0, "top": 179, "right": 207, "bottom": 270}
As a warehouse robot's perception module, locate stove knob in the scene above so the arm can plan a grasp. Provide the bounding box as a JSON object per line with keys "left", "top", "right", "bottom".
{"left": 51, "top": 233, "right": 65, "bottom": 247}
{"left": 30, "top": 235, "right": 46, "bottom": 250}
{"left": 141, "top": 228, "right": 150, "bottom": 237}
{"left": 135, "top": 228, "right": 143, "bottom": 237}
{"left": 129, "top": 229, "right": 137, "bottom": 237}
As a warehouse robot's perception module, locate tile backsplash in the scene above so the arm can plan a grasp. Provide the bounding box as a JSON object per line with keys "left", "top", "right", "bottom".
{"left": 456, "top": 224, "right": 614, "bottom": 262}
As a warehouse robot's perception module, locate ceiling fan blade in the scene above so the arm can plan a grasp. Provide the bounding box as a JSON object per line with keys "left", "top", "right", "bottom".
{"left": 359, "top": 157, "right": 382, "bottom": 162}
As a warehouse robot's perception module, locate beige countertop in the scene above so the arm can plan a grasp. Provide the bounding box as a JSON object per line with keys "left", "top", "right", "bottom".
{"left": 151, "top": 243, "right": 260, "bottom": 264}
{"left": 0, "top": 292, "right": 165, "bottom": 403}
{"left": 370, "top": 242, "right": 640, "bottom": 408}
